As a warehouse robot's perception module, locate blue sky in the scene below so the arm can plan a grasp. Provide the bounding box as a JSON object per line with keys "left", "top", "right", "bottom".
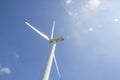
{"left": 0, "top": 0, "right": 120, "bottom": 80}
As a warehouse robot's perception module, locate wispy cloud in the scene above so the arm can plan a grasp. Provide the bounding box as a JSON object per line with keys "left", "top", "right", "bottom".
{"left": 64, "top": 0, "right": 101, "bottom": 21}
{"left": 66, "top": 0, "right": 72, "bottom": 5}
{"left": 12, "top": 51, "right": 20, "bottom": 60}
{"left": 88, "top": 27, "right": 94, "bottom": 32}
{"left": 14, "top": 53, "right": 20, "bottom": 59}
{"left": 88, "top": 0, "right": 100, "bottom": 10}
{"left": 0, "top": 67, "right": 11, "bottom": 75}
{"left": 62, "top": 0, "right": 102, "bottom": 46}
{"left": 83, "top": 0, "right": 101, "bottom": 14}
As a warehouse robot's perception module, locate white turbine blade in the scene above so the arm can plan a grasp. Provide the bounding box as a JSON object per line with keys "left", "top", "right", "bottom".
{"left": 25, "top": 22, "right": 50, "bottom": 41}
{"left": 50, "top": 21, "right": 55, "bottom": 39}
{"left": 53, "top": 55, "right": 61, "bottom": 78}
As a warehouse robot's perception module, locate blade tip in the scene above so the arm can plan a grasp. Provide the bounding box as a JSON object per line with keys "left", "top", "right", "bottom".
{"left": 25, "top": 21, "right": 28, "bottom": 24}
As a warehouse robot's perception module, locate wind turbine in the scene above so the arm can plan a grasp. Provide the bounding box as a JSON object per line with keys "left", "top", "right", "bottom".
{"left": 25, "top": 21, "right": 64, "bottom": 80}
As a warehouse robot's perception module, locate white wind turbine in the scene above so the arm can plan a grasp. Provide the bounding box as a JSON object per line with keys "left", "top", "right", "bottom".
{"left": 25, "top": 21, "right": 64, "bottom": 80}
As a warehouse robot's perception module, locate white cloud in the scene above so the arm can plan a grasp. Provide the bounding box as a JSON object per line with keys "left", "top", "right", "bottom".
{"left": 0, "top": 67, "right": 11, "bottom": 75}
{"left": 64, "top": 0, "right": 101, "bottom": 19}
{"left": 68, "top": 11, "right": 73, "bottom": 16}
{"left": 66, "top": 0, "right": 72, "bottom": 4}
{"left": 62, "top": 0, "right": 102, "bottom": 46}
{"left": 114, "top": 18, "right": 119, "bottom": 22}
{"left": 81, "top": 0, "right": 101, "bottom": 17}
{"left": 88, "top": 0, "right": 101, "bottom": 11}
{"left": 14, "top": 53, "right": 20, "bottom": 59}
{"left": 88, "top": 27, "right": 94, "bottom": 32}
{"left": 13, "top": 52, "right": 20, "bottom": 60}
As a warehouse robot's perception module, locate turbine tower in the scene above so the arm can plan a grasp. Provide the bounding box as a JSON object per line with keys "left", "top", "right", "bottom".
{"left": 25, "top": 21, "right": 64, "bottom": 80}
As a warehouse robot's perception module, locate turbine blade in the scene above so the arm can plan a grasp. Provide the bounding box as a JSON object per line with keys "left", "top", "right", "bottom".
{"left": 25, "top": 22, "right": 50, "bottom": 41}
{"left": 50, "top": 21, "right": 55, "bottom": 39}
{"left": 53, "top": 55, "right": 61, "bottom": 78}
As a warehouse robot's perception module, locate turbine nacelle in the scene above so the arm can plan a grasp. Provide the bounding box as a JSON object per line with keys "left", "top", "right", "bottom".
{"left": 49, "top": 37, "right": 64, "bottom": 44}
